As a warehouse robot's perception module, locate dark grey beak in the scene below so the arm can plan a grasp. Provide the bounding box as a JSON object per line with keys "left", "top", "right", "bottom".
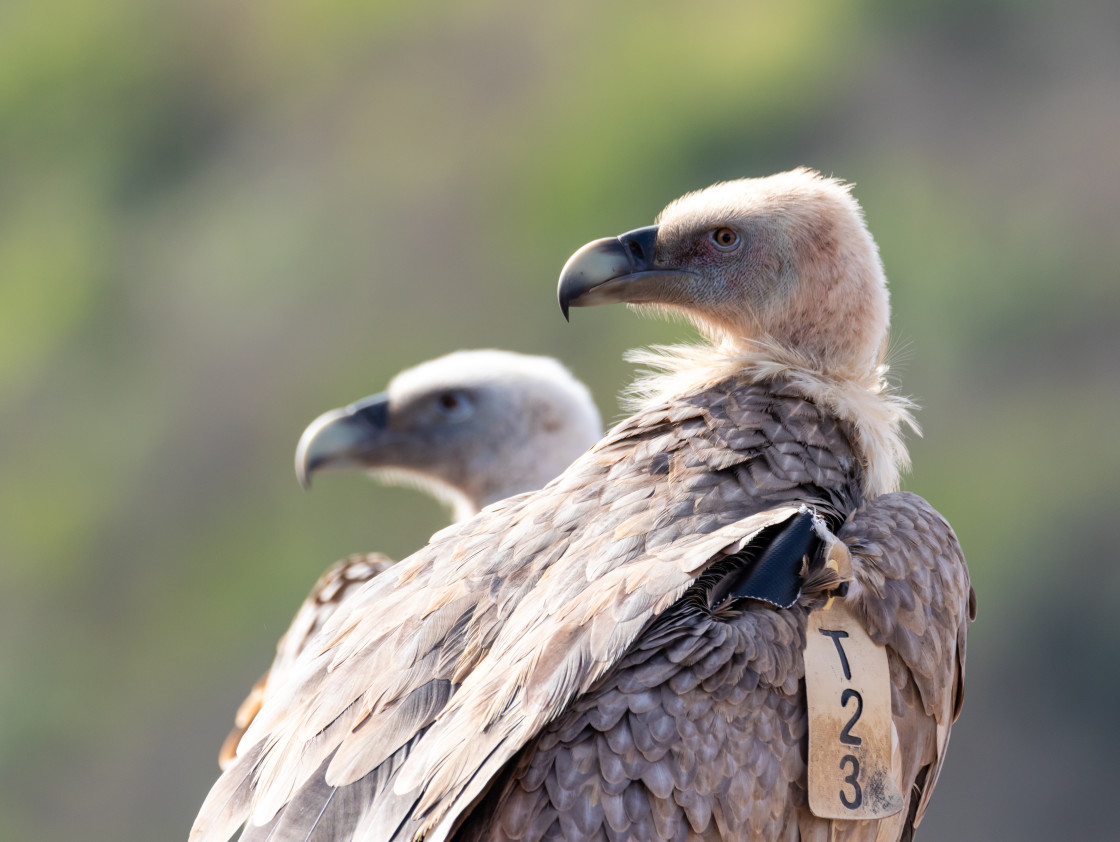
{"left": 557, "top": 225, "right": 694, "bottom": 319}
{"left": 294, "top": 392, "right": 391, "bottom": 489}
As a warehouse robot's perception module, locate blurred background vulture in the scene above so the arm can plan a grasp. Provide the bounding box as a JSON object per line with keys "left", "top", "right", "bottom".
{"left": 218, "top": 349, "right": 602, "bottom": 770}
{"left": 190, "top": 170, "right": 973, "bottom": 841}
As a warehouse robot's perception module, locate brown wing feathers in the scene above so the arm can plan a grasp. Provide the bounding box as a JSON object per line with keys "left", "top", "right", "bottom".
{"left": 841, "top": 493, "right": 971, "bottom": 833}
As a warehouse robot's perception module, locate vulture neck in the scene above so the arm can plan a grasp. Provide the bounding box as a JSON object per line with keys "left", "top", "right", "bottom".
{"left": 623, "top": 339, "right": 918, "bottom": 497}
{"left": 368, "top": 467, "right": 479, "bottom": 523}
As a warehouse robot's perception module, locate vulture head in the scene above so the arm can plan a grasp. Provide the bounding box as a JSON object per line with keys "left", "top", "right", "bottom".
{"left": 558, "top": 168, "right": 889, "bottom": 377}
{"left": 295, "top": 350, "right": 601, "bottom": 521}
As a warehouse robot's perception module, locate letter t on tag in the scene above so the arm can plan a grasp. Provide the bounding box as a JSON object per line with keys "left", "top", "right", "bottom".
{"left": 804, "top": 599, "right": 904, "bottom": 820}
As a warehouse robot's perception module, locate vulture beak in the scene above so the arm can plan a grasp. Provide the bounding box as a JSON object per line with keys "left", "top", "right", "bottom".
{"left": 557, "top": 225, "right": 696, "bottom": 319}
{"left": 294, "top": 392, "right": 391, "bottom": 489}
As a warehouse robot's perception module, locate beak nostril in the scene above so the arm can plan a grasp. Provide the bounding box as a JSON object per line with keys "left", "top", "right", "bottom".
{"left": 617, "top": 225, "right": 659, "bottom": 272}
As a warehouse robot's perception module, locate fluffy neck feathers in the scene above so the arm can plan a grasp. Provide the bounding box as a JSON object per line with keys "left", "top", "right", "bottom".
{"left": 622, "top": 339, "right": 918, "bottom": 497}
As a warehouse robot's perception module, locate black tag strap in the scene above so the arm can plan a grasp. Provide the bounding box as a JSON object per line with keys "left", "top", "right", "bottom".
{"left": 709, "top": 509, "right": 818, "bottom": 609}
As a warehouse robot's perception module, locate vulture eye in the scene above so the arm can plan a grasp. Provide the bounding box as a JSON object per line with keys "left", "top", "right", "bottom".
{"left": 434, "top": 390, "right": 473, "bottom": 420}
{"left": 712, "top": 228, "right": 739, "bottom": 250}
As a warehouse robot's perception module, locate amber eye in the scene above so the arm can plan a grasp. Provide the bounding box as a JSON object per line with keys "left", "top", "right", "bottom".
{"left": 712, "top": 228, "right": 739, "bottom": 249}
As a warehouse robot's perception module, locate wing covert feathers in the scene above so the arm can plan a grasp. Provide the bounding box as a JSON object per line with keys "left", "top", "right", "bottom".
{"left": 191, "top": 376, "right": 971, "bottom": 842}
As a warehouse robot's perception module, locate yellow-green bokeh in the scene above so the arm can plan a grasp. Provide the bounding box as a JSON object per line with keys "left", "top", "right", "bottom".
{"left": 1, "top": 1, "right": 1117, "bottom": 839}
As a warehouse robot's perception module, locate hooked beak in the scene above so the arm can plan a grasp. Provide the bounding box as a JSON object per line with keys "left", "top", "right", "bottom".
{"left": 557, "top": 225, "right": 696, "bottom": 320}
{"left": 294, "top": 392, "right": 391, "bottom": 489}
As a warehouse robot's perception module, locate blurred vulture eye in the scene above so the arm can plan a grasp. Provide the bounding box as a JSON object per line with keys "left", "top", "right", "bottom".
{"left": 712, "top": 228, "right": 739, "bottom": 249}
{"left": 435, "top": 390, "right": 473, "bottom": 420}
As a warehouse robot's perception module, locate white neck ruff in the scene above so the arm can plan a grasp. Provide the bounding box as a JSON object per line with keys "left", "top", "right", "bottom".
{"left": 622, "top": 340, "right": 919, "bottom": 497}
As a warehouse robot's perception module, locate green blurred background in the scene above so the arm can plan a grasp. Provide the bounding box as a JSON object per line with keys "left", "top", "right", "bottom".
{"left": 2, "top": 0, "right": 1118, "bottom": 839}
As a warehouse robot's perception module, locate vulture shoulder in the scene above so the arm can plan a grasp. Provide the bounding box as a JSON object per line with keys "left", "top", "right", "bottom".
{"left": 811, "top": 491, "right": 973, "bottom": 841}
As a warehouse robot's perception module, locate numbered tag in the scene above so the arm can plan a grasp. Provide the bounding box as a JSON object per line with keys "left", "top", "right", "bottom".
{"left": 805, "top": 597, "right": 904, "bottom": 820}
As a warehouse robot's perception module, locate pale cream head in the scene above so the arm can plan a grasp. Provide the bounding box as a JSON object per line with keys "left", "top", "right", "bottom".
{"left": 560, "top": 168, "right": 891, "bottom": 377}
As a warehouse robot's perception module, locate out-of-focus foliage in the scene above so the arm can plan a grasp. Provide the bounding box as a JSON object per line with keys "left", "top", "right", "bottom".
{"left": 1, "top": 1, "right": 1117, "bottom": 839}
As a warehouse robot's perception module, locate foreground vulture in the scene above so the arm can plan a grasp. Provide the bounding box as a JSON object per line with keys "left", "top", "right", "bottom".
{"left": 192, "top": 169, "right": 973, "bottom": 842}
{"left": 219, "top": 349, "right": 603, "bottom": 769}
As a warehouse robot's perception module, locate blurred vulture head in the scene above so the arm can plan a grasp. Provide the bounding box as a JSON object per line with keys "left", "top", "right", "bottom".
{"left": 295, "top": 350, "right": 602, "bottom": 521}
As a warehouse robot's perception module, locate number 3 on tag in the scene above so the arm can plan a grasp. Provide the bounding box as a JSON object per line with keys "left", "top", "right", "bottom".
{"left": 804, "top": 598, "right": 904, "bottom": 820}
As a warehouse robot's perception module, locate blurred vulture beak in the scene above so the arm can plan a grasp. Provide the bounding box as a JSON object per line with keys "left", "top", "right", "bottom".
{"left": 557, "top": 225, "right": 695, "bottom": 319}
{"left": 294, "top": 392, "right": 391, "bottom": 489}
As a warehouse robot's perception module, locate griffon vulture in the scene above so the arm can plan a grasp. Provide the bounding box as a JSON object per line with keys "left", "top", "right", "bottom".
{"left": 218, "top": 349, "right": 602, "bottom": 769}
{"left": 192, "top": 169, "right": 973, "bottom": 842}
